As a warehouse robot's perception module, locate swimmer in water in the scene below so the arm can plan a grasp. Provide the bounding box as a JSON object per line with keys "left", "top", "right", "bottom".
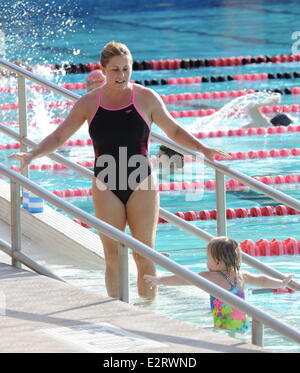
{"left": 155, "top": 145, "right": 185, "bottom": 183}
{"left": 86, "top": 69, "right": 106, "bottom": 92}
{"left": 242, "top": 93, "right": 294, "bottom": 128}
{"left": 188, "top": 92, "right": 294, "bottom": 133}
{"left": 157, "top": 145, "right": 184, "bottom": 170}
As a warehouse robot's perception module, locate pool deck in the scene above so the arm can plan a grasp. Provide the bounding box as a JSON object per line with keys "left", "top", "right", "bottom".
{"left": 0, "top": 262, "right": 268, "bottom": 353}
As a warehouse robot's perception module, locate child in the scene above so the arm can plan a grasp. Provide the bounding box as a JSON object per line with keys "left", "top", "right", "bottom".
{"left": 144, "top": 237, "right": 294, "bottom": 331}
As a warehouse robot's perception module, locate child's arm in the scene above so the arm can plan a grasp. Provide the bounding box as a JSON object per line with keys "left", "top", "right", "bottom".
{"left": 144, "top": 271, "right": 212, "bottom": 289}
{"left": 243, "top": 271, "right": 294, "bottom": 288}
{"left": 143, "top": 274, "right": 190, "bottom": 289}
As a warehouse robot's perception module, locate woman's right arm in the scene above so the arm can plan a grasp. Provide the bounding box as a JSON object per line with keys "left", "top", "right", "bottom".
{"left": 8, "top": 95, "right": 88, "bottom": 170}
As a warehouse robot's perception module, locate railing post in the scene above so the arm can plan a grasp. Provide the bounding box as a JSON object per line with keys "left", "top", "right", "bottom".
{"left": 17, "top": 74, "right": 28, "bottom": 178}
{"left": 10, "top": 180, "right": 22, "bottom": 268}
{"left": 118, "top": 243, "right": 129, "bottom": 303}
{"left": 215, "top": 170, "right": 227, "bottom": 236}
{"left": 252, "top": 318, "right": 264, "bottom": 346}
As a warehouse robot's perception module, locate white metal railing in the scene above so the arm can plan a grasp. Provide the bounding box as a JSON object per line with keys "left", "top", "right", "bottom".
{"left": 1, "top": 59, "right": 300, "bottom": 291}
{"left": 1, "top": 163, "right": 300, "bottom": 347}
{"left": 1, "top": 59, "right": 300, "bottom": 348}
{"left": 2, "top": 122, "right": 300, "bottom": 290}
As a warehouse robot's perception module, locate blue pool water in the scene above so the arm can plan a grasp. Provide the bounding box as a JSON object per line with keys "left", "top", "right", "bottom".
{"left": 1, "top": 0, "right": 300, "bottom": 352}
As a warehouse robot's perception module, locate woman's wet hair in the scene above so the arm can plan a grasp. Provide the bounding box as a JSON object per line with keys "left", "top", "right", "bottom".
{"left": 207, "top": 236, "right": 242, "bottom": 273}
{"left": 159, "top": 145, "right": 184, "bottom": 167}
{"left": 100, "top": 41, "right": 133, "bottom": 67}
{"left": 270, "top": 113, "right": 293, "bottom": 127}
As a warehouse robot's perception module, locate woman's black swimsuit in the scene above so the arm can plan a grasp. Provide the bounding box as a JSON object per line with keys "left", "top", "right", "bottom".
{"left": 89, "top": 84, "right": 151, "bottom": 205}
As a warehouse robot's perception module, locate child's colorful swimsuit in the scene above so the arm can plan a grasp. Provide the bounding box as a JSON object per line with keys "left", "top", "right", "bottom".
{"left": 210, "top": 272, "right": 249, "bottom": 331}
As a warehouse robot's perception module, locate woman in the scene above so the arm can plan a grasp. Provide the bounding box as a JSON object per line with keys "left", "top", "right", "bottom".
{"left": 9, "top": 41, "right": 230, "bottom": 299}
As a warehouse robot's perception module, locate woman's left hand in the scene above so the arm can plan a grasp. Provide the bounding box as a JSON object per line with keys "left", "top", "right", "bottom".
{"left": 202, "top": 146, "right": 232, "bottom": 161}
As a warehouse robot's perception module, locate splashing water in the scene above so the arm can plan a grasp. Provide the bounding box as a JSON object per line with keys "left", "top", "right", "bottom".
{"left": 0, "top": 29, "right": 5, "bottom": 57}
{"left": 0, "top": 0, "right": 86, "bottom": 66}
{"left": 187, "top": 91, "right": 282, "bottom": 132}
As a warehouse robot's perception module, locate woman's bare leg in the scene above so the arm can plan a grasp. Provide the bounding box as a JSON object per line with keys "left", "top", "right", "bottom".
{"left": 92, "top": 179, "right": 127, "bottom": 298}
{"left": 126, "top": 177, "right": 160, "bottom": 298}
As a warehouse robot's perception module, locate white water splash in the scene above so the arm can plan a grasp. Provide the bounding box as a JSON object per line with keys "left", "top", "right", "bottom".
{"left": 187, "top": 91, "right": 282, "bottom": 132}
{"left": 0, "top": 1, "right": 85, "bottom": 66}
{"left": 0, "top": 29, "right": 5, "bottom": 57}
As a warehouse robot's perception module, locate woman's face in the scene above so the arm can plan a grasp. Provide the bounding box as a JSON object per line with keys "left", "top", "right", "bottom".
{"left": 102, "top": 55, "right": 132, "bottom": 89}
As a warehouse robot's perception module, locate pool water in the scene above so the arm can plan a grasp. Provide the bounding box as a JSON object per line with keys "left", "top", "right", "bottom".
{"left": 1, "top": 0, "right": 300, "bottom": 352}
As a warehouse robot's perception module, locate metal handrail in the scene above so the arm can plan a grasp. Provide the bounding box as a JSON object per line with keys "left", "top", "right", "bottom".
{"left": 0, "top": 237, "right": 64, "bottom": 282}
{"left": 1, "top": 59, "right": 300, "bottom": 347}
{"left": 1, "top": 59, "right": 300, "bottom": 291}
{"left": 1, "top": 163, "right": 300, "bottom": 346}
{"left": 153, "top": 132, "right": 300, "bottom": 211}
{"left": 1, "top": 122, "right": 300, "bottom": 291}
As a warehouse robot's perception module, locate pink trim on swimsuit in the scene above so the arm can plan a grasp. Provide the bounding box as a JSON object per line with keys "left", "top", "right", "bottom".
{"left": 88, "top": 88, "right": 102, "bottom": 127}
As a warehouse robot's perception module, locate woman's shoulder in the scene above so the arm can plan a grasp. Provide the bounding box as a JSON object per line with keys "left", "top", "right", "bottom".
{"left": 76, "top": 87, "right": 99, "bottom": 106}
{"left": 133, "top": 84, "right": 164, "bottom": 114}
{"left": 134, "top": 83, "right": 159, "bottom": 101}
{"left": 69, "top": 88, "right": 99, "bottom": 119}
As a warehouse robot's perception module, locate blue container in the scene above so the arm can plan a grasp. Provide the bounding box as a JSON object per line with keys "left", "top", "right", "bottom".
{"left": 22, "top": 190, "right": 44, "bottom": 213}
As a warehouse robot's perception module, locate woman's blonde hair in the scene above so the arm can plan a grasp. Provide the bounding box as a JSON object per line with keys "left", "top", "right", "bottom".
{"left": 100, "top": 41, "right": 133, "bottom": 67}
{"left": 207, "top": 236, "right": 241, "bottom": 273}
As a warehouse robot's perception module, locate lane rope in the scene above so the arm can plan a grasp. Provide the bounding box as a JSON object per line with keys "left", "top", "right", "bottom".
{"left": 38, "top": 53, "right": 300, "bottom": 73}
{"left": 71, "top": 214, "right": 300, "bottom": 257}
{"left": 134, "top": 71, "right": 300, "bottom": 86}
{"left": 7, "top": 173, "right": 299, "bottom": 193}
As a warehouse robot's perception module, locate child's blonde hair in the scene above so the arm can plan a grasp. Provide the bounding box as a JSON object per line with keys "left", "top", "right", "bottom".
{"left": 207, "top": 236, "right": 241, "bottom": 273}
{"left": 100, "top": 41, "right": 133, "bottom": 67}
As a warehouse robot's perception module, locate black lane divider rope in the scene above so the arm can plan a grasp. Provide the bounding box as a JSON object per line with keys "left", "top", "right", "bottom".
{"left": 133, "top": 71, "right": 300, "bottom": 86}
{"left": 46, "top": 53, "right": 300, "bottom": 73}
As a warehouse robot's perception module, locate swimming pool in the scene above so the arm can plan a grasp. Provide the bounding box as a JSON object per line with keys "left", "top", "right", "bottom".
{"left": 1, "top": 0, "right": 300, "bottom": 352}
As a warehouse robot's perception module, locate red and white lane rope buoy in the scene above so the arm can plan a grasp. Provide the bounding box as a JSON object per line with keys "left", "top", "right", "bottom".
{"left": 169, "top": 104, "right": 300, "bottom": 118}
{"left": 2, "top": 119, "right": 300, "bottom": 142}
{"left": 156, "top": 205, "right": 300, "bottom": 223}
{"left": 161, "top": 87, "right": 300, "bottom": 104}
{"left": 134, "top": 71, "right": 300, "bottom": 86}
{"left": 12, "top": 173, "right": 299, "bottom": 194}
